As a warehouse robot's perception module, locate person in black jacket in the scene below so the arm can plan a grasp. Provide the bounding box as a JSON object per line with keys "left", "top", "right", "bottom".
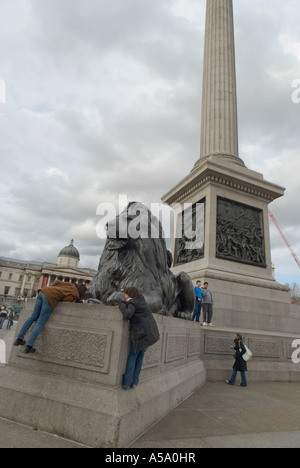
{"left": 226, "top": 333, "right": 248, "bottom": 387}
{"left": 119, "top": 287, "right": 160, "bottom": 389}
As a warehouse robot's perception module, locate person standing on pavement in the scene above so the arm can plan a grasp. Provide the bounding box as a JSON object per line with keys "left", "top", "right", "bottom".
{"left": 201, "top": 282, "right": 214, "bottom": 326}
{"left": 0, "top": 307, "right": 7, "bottom": 329}
{"left": 6, "top": 308, "right": 14, "bottom": 330}
{"left": 192, "top": 281, "right": 203, "bottom": 323}
{"left": 226, "top": 333, "right": 248, "bottom": 387}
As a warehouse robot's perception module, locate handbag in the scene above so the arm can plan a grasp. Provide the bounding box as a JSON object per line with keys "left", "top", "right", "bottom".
{"left": 239, "top": 341, "right": 252, "bottom": 362}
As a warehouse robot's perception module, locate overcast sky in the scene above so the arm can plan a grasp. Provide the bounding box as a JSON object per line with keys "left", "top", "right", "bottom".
{"left": 0, "top": 0, "right": 299, "bottom": 285}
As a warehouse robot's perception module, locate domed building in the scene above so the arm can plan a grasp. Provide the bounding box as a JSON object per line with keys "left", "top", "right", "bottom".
{"left": 40, "top": 240, "right": 96, "bottom": 289}
{"left": 57, "top": 240, "right": 80, "bottom": 269}
{"left": 0, "top": 240, "right": 97, "bottom": 300}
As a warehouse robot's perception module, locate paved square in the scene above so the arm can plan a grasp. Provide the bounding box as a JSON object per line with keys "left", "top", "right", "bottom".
{"left": 131, "top": 382, "right": 300, "bottom": 448}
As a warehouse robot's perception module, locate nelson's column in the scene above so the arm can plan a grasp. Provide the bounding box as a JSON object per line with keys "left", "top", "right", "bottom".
{"left": 162, "top": 0, "right": 294, "bottom": 333}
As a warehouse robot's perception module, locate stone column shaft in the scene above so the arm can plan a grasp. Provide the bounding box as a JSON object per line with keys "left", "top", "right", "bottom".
{"left": 199, "top": 0, "right": 240, "bottom": 162}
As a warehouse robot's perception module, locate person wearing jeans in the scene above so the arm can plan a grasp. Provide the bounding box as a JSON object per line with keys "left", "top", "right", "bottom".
{"left": 14, "top": 281, "right": 85, "bottom": 354}
{"left": 123, "top": 344, "right": 148, "bottom": 388}
{"left": 119, "top": 287, "right": 160, "bottom": 390}
{"left": 229, "top": 367, "right": 248, "bottom": 388}
{"left": 17, "top": 292, "right": 52, "bottom": 349}
{"left": 192, "top": 281, "right": 203, "bottom": 323}
{"left": 226, "top": 333, "right": 248, "bottom": 387}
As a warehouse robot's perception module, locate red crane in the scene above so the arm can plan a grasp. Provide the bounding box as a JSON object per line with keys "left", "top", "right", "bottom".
{"left": 268, "top": 210, "right": 300, "bottom": 269}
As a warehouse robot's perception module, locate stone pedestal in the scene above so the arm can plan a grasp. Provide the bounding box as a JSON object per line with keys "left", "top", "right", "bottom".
{"left": 201, "top": 326, "right": 300, "bottom": 382}
{"left": 0, "top": 300, "right": 206, "bottom": 447}
{"left": 162, "top": 157, "right": 293, "bottom": 334}
{"left": 163, "top": 156, "right": 284, "bottom": 280}
{"left": 162, "top": 157, "right": 290, "bottom": 306}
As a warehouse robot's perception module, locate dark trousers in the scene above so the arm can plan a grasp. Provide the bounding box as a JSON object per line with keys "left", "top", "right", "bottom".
{"left": 203, "top": 303, "right": 213, "bottom": 324}
{"left": 192, "top": 301, "right": 202, "bottom": 322}
{"left": 123, "top": 343, "right": 147, "bottom": 388}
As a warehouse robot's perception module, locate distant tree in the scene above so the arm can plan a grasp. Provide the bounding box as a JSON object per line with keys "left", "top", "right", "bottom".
{"left": 287, "top": 283, "right": 300, "bottom": 298}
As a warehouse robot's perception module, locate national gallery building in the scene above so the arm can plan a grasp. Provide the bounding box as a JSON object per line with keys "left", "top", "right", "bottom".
{"left": 0, "top": 240, "right": 96, "bottom": 300}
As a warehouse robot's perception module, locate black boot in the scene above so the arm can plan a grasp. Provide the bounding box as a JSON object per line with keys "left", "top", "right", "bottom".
{"left": 24, "top": 345, "right": 36, "bottom": 354}
{"left": 14, "top": 338, "right": 26, "bottom": 347}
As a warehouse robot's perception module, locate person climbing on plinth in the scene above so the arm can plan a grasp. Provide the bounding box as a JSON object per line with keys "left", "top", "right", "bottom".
{"left": 14, "top": 280, "right": 87, "bottom": 354}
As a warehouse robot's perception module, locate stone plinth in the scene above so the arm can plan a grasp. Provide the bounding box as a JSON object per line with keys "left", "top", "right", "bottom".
{"left": 0, "top": 300, "right": 206, "bottom": 448}
{"left": 162, "top": 156, "right": 292, "bottom": 335}
{"left": 163, "top": 156, "right": 285, "bottom": 282}
{"left": 201, "top": 326, "right": 300, "bottom": 383}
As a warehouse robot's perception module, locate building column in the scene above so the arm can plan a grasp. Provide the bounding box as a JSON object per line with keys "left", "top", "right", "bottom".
{"left": 197, "top": 0, "right": 243, "bottom": 165}
{"left": 41, "top": 275, "right": 49, "bottom": 289}
{"left": 20, "top": 274, "right": 27, "bottom": 297}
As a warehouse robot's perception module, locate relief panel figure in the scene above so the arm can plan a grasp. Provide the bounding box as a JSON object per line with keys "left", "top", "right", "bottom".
{"left": 174, "top": 199, "right": 205, "bottom": 266}
{"left": 216, "top": 197, "right": 266, "bottom": 267}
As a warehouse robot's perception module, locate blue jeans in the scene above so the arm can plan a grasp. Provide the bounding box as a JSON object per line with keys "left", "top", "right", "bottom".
{"left": 18, "top": 292, "right": 52, "bottom": 347}
{"left": 229, "top": 368, "right": 248, "bottom": 387}
{"left": 0, "top": 317, "right": 5, "bottom": 329}
{"left": 123, "top": 343, "right": 147, "bottom": 387}
{"left": 192, "top": 301, "right": 202, "bottom": 322}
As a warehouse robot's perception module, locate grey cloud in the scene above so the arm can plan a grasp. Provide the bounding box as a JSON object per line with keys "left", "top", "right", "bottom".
{"left": 0, "top": 0, "right": 299, "bottom": 279}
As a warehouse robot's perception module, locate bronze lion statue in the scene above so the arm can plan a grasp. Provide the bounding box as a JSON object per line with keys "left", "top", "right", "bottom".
{"left": 89, "top": 202, "right": 195, "bottom": 318}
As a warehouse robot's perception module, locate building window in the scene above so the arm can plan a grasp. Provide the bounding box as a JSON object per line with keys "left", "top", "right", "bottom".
{"left": 4, "top": 286, "right": 10, "bottom": 296}
{"left": 8, "top": 273, "right": 13, "bottom": 280}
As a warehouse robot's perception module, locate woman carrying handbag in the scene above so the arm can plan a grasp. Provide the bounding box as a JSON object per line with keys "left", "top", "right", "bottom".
{"left": 226, "top": 333, "right": 248, "bottom": 387}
